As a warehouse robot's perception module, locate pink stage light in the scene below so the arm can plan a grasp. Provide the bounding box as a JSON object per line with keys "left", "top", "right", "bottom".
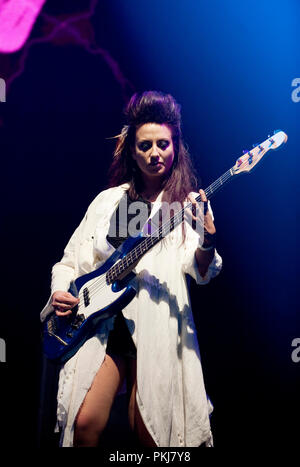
{"left": 0, "top": 0, "right": 46, "bottom": 53}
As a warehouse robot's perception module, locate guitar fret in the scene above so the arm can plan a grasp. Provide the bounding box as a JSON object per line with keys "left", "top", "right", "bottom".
{"left": 105, "top": 168, "right": 235, "bottom": 285}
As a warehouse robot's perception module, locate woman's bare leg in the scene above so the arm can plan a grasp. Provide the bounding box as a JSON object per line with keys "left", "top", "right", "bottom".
{"left": 74, "top": 353, "right": 126, "bottom": 447}
{"left": 127, "top": 359, "right": 157, "bottom": 447}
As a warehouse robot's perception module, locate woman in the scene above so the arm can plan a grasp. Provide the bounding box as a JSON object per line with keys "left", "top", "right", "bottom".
{"left": 41, "top": 91, "right": 222, "bottom": 447}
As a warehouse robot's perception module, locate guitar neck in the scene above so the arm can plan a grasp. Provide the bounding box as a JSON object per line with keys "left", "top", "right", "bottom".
{"left": 106, "top": 167, "right": 234, "bottom": 284}
{"left": 203, "top": 167, "right": 234, "bottom": 201}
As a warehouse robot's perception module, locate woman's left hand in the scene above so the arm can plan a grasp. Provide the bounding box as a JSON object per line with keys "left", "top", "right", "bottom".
{"left": 188, "top": 189, "right": 216, "bottom": 237}
{"left": 188, "top": 189, "right": 217, "bottom": 277}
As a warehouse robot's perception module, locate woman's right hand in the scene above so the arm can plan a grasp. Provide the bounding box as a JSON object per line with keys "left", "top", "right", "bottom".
{"left": 51, "top": 291, "right": 80, "bottom": 317}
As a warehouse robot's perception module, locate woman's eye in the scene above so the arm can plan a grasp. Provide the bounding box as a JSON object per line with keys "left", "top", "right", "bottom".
{"left": 158, "top": 140, "right": 169, "bottom": 150}
{"left": 139, "top": 142, "right": 151, "bottom": 152}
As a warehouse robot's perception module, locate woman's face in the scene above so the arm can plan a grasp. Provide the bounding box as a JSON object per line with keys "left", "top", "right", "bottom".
{"left": 133, "top": 123, "right": 175, "bottom": 184}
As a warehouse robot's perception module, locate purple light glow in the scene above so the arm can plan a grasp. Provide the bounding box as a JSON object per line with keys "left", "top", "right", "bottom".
{"left": 0, "top": 0, "right": 46, "bottom": 53}
{"left": 0, "top": 0, "right": 134, "bottom": 107}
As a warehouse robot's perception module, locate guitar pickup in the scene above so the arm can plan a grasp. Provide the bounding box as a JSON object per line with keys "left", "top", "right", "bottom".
{"left": 83, "top": 287, "right": 90, "bottom": 307}
{"left": 71, "top": 314, "right": 85, "bottom": 330}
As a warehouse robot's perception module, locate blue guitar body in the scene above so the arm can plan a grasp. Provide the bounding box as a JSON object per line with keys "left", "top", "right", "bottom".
{"left": 43, "top": 234, "right": 144, "bottom": 363}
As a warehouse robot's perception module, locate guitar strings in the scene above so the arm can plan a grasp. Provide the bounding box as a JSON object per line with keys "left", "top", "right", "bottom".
{"left": 105, "top": 144, "right": 267, "bottom": 285}
{"left": 76, "top": 149, "right": 265, "bottom": 306}
{"left": 81, "top": 164, "right": 247, "bottom": 304}
{"left": 77, "top": 158, "right": 252, "bottom": 304}
{"left": 72, "top": 143, "right": 271, "bottom": 313}
{"left": 84, "top": 168, "right": 234, "bottom": 297}
{"left": 97, "top": 169, "right": 233, "bottom": 284}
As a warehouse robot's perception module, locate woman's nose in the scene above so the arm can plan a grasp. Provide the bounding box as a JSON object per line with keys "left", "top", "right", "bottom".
{"left": 150, "top": 144, "right": 160, "bottom": 157}
{"left": 150, "top": 154, "right": 160, "bottom": 164}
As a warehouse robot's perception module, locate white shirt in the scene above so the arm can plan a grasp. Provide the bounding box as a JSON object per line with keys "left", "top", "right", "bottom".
{"left": 41, "top": 183, "right": 222, "bottom": 447}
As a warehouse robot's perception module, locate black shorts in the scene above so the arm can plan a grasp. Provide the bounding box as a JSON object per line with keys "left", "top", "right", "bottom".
{"left": 106, "top": 312, "right": 137, "bottom": 360}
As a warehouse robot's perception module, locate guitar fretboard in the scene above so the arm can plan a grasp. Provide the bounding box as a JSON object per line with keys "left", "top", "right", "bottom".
{"left": 105, "top": 168, "right": 234, "bottom": 284}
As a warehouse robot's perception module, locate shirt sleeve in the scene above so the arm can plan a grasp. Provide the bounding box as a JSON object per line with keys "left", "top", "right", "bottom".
{"left": 40, "top": 212, "right": 88, "bottom": 322}
{"left": 40, "top": 187, "right": 118, "bottom": 322}
{"left": 50, "top": 189, "right": 109, "bottom": 294}
{"left": 181, "top": 199, "right": 222, "bottom": 285}
{"left": 50, "top": 214, "right": 87, "bottom": 294}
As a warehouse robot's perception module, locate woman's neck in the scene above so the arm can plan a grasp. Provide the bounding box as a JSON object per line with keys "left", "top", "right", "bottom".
{"left": 139, "top": 176, "right": 164, "bottom": 202}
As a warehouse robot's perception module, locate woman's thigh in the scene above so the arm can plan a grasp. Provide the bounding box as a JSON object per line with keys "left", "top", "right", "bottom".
{"left": 127, "top": 358, "right": 157, "bottom": 447}
{"left": 74, "top": 353, "right": 127, "bottom": 438}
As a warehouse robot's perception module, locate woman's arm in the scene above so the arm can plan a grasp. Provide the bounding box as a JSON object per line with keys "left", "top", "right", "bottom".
{"left": 188, "top": 189, "right": 217, "bottom": 278}
{"left": 195, "top": 247, "right": 215, "bottom": 278}
{"left": 40, "top": 209, "right": 89, "bottom": 322}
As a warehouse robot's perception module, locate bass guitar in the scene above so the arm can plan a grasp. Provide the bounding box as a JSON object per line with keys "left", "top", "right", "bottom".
{"left": 43, "top": 130, "right": 288, "bottom": 363}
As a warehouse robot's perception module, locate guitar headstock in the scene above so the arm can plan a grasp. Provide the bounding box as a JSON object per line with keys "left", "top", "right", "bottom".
{"left": 232, "top": 130, "right": 288, "bottom": 175}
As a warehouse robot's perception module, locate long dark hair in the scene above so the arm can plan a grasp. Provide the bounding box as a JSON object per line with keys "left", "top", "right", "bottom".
{"left": 108, "top": 91, "right": 198, "bottom": 203}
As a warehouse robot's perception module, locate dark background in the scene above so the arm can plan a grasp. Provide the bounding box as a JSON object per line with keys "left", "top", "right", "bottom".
{"left": 0, "top": 0, "right": 299, "bottom": 449}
